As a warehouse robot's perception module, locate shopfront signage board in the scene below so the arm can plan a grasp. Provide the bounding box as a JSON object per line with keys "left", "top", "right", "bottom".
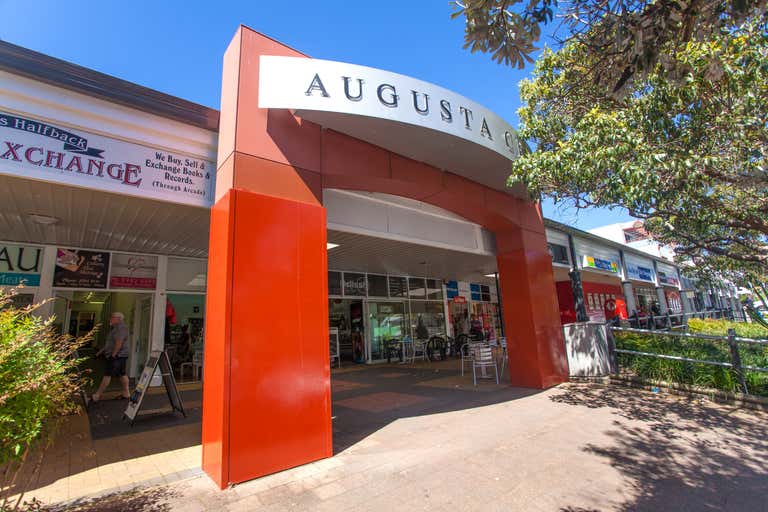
{"left": 0, "top": 111, "right": 215, "bottom": 208}
{"left": 258, "top": 56, "right": 522, "bottom": 161}
{"left": 658, "top": 272, "right": 679, "bottom": 287}
{"left": 626, "top": 264, "right": 655, "bottom": 282}
{"left": 124, "top": 350, "right": 185, "bottom": 425}
{"left": 582, "top": 255, "right": 619, "bottom": 273}
{"left": 445, "top": 280, "right": 459, "bottom": 299}
{"left": 110, "top": 253, "right": 158, "bottom": 289}
{"left": 0, "top": 243, "right": 42, "bottom": 286}
{"left": 53, "top": 248, "right": 109, "bottom": 288}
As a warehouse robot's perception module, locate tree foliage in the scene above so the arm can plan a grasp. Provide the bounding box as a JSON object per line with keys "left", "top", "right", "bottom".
{"left": 509, "top": 15, "right": 767, "bottom": 274}
{"left": 452, "top": 0, "right": 765, "bottom": 91}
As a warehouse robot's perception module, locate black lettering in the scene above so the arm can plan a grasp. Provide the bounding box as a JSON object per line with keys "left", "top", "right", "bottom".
{"left": 305, "top": 73, "right": 330, "bottom": 97}
{"left": 0, "top": 247, "right": 12, "bottom": 271}
{"left": 459, "top": 106, "right": 473, "bottom": 129}
{"left": 16, "top": 247, "right": 41, "bottom": 272}
{"left": 377, "top": 84, "right": 399, "bottom": 108}
{"left": 480, "top": 118, "right": 493, "bottom": 140}
{"left": 440, "top": 100, "right": 452, "bottom": 122}
{"left": 342, "top": 76, "right": 364, "bottom": 101}
{"left": 411, "top": 90, "right": 429, "bottom": 115}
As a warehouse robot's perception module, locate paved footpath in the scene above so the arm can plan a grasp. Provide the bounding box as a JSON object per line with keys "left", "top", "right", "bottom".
{"left": 46, "top": 381, "right": 768, "bottom": 512}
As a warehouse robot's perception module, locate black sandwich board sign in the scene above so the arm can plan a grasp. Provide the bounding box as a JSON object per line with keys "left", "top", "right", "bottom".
{"left": 124, "top": 350, "right": 185, "bottom": 425}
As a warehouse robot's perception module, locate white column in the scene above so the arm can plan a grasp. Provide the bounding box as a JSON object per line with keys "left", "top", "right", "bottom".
{"left": 656, "top": 287, "right": 669, "bottom": 314}
{"left": 36, "top": 245, "right": 57, "bottom": 318}
{"left": 152, "top": 255, "right": 168, "bottom": 352}
{"left": 442, "top": 281, "right": 452, "bottom": 337}
{"left": 622, "top": 281, "right": 636, "bottom": 316}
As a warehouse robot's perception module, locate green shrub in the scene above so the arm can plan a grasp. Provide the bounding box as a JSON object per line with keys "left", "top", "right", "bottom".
{"left": 615, "top": 330, "right": 768, "bottom": 397}
{"left": 687, "top": 318, "right": 768, "bottom": 340}
{"left": 0, "top": 290, "right": 90, "bottom": 510}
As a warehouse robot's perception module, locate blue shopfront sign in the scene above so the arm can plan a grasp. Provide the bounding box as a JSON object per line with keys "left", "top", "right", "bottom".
{"left": 0, "top": 272, "right": 40, "bottom": 286}
{"left": 445, "top": 280, "right": 459, "bottom": 299}
{"left": 626, "top": 263, "right": 654, "bottom": 282}
{"left": 0, "top": 244, "right": 43, "bottom": 287}
{"left": 582, "top": 255, "right": 619, "bottom": 273}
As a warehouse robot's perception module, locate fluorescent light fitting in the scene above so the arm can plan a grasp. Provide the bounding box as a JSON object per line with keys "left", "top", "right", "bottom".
{"left": 327, "top": 243, "right": 340, "bottom": 250}
{"left": 484, "top": 273, "right": 498, "bottom": 278}
{"left": 28, "top": 213, "right": 59, "bottom": 225}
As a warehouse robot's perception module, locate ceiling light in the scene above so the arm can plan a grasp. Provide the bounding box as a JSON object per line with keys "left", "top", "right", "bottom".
{"left": 484, "top": 273, "right": 498, "bottom": 278}
{"left": 28, "top": 213, "right": 59, "bottom": 225}
{"left": 327, "top": 243, "right": 339, "bottom": 250}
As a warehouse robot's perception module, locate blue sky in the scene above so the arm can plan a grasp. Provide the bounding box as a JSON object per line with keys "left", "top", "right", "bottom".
{"left": 1, "top": 0, "right": 634, "bottom": 229}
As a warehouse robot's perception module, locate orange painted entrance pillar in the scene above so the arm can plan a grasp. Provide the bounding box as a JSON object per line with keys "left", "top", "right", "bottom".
{"left": 496, "top": 226, "right": 570, "bottom": 388}
{"left": 201, "top": 27, "right": 331, "bottom": 488}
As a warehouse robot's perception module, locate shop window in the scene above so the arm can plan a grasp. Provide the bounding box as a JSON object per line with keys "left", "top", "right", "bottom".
{"left": 367, "top": 274, "right": 388, "bottom": 297}
{"left": 426, "top": 279, "right": 443, "bottom": 300}
{"left": 408, "top": 278, "right": 426, "bottom": 299}
{"left": 328, "top": 271, "right": 342, "bottom": 296}
{"left": 343, "top": 273, "right": 367, "bottom": 296}
{"left": 166, "top": 294, "right": 205, "bottom": 382}
{"left": 481, "top": 284, "right": 491, "bottom": 302}
{"left": 548, "top": 243, "right": 570, "bottom": 265}
{"left": 388, "top": 276, "right": 408, "bottom": 297}
{"left": 410, "top": 300, "right": 446, "bottom": 338}
{"left": 167, "top": 258, "right": 207, "bottom": 292}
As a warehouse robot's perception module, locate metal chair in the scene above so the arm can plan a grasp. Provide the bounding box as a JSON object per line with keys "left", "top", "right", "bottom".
{"left": 329, "top": 337, "right": 341, "bottom": 368}
{"left": 409, "top": 338, "right": 429, "bottom": 363}
{"left": 497, "top": 337, "right": 508, "bottom": 377}
{"left": 460, "top": 341, "right": 485, "bottom": 376}
{"left": 453, "top": 333, "right": 469, "bottom": 358}
{"left": 181, "top": 350, "right": 204, "bottom": 381}
{"left": 472, "top": 345, "right": 499, "bottom": 385}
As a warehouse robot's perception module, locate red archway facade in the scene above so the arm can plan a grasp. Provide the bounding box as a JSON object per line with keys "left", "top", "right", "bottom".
{"left": 202, "top": 26, "right": 569, "bottom": 489}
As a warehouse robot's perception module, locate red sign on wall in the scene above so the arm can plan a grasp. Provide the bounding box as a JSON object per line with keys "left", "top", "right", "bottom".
{"left": 110, "top": 253, "right": 158, "bottom": 289}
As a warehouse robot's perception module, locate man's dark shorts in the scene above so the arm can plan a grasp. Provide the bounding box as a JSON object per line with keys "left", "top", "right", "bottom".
{"left": 105, "top": 356, "right": 128, "bottom": 377}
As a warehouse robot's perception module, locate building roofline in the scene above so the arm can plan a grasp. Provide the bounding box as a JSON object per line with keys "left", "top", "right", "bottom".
{"left": 0, "top": 40, "right": 220, "bottom": 132}
{"left": 543, "top": 218, "right": 679, "bottom": 268}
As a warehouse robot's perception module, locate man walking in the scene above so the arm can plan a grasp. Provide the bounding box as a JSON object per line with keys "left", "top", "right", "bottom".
{"left": 92, "top": 312, "right": 131, "bottom": 401}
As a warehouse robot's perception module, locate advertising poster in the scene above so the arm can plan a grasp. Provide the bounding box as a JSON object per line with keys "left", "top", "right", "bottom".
{"left": 54, "top": 248, "right": 109, "bottom": 288}
{"left": 110, "top": 253, "right": 158, "bottom": 289}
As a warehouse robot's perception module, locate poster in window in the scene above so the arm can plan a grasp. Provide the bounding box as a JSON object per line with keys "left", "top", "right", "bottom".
{"left": 388, "top": 276, "right": 407, "bottom": 297}
{"left": 54, "top": 249, "right": 109, "bottom": 288}
{"left": 343, "top": 273, "right": 367, "bottom": 296}
{"left": 110, "top": 253, "right": 158, "bottom": 289}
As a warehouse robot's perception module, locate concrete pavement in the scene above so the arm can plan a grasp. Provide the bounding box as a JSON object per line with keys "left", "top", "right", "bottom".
{"left": 36, "top": 362, "right": 768, "bottom": 511}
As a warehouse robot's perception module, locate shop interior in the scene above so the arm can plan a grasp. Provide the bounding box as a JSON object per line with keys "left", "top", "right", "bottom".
{"left": 52, "top": 290, "right": 153, "bottom": 389}
{"left": 326, "top": 229, "right": 501, "bottom": 364}
{"left": 164, "top": 293, "right": 206, "bottom": 381}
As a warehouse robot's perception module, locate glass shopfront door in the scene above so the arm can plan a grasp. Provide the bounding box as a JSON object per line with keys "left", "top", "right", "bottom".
{"left": 366, "top": 301, "right": 407, "bottom": 362}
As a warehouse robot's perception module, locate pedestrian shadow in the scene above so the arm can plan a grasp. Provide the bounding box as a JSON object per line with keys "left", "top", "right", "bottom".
{"left": 550, "top": 384, "right": 768, "bottom": 512}
{"left": 46, "top": 485, "right": 180, "bottom": 512}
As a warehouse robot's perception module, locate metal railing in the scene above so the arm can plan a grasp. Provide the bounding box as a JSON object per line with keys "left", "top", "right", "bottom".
{"left": 624, "top": 308, "right": 744, "bottom": 331}
{"left": 609, "top": 326, "right": 768, "bottom": 394}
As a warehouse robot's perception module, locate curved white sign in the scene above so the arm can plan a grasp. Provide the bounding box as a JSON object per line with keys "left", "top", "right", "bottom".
{"left": 258, "top": 56, "right": 521, "bottom": 161}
